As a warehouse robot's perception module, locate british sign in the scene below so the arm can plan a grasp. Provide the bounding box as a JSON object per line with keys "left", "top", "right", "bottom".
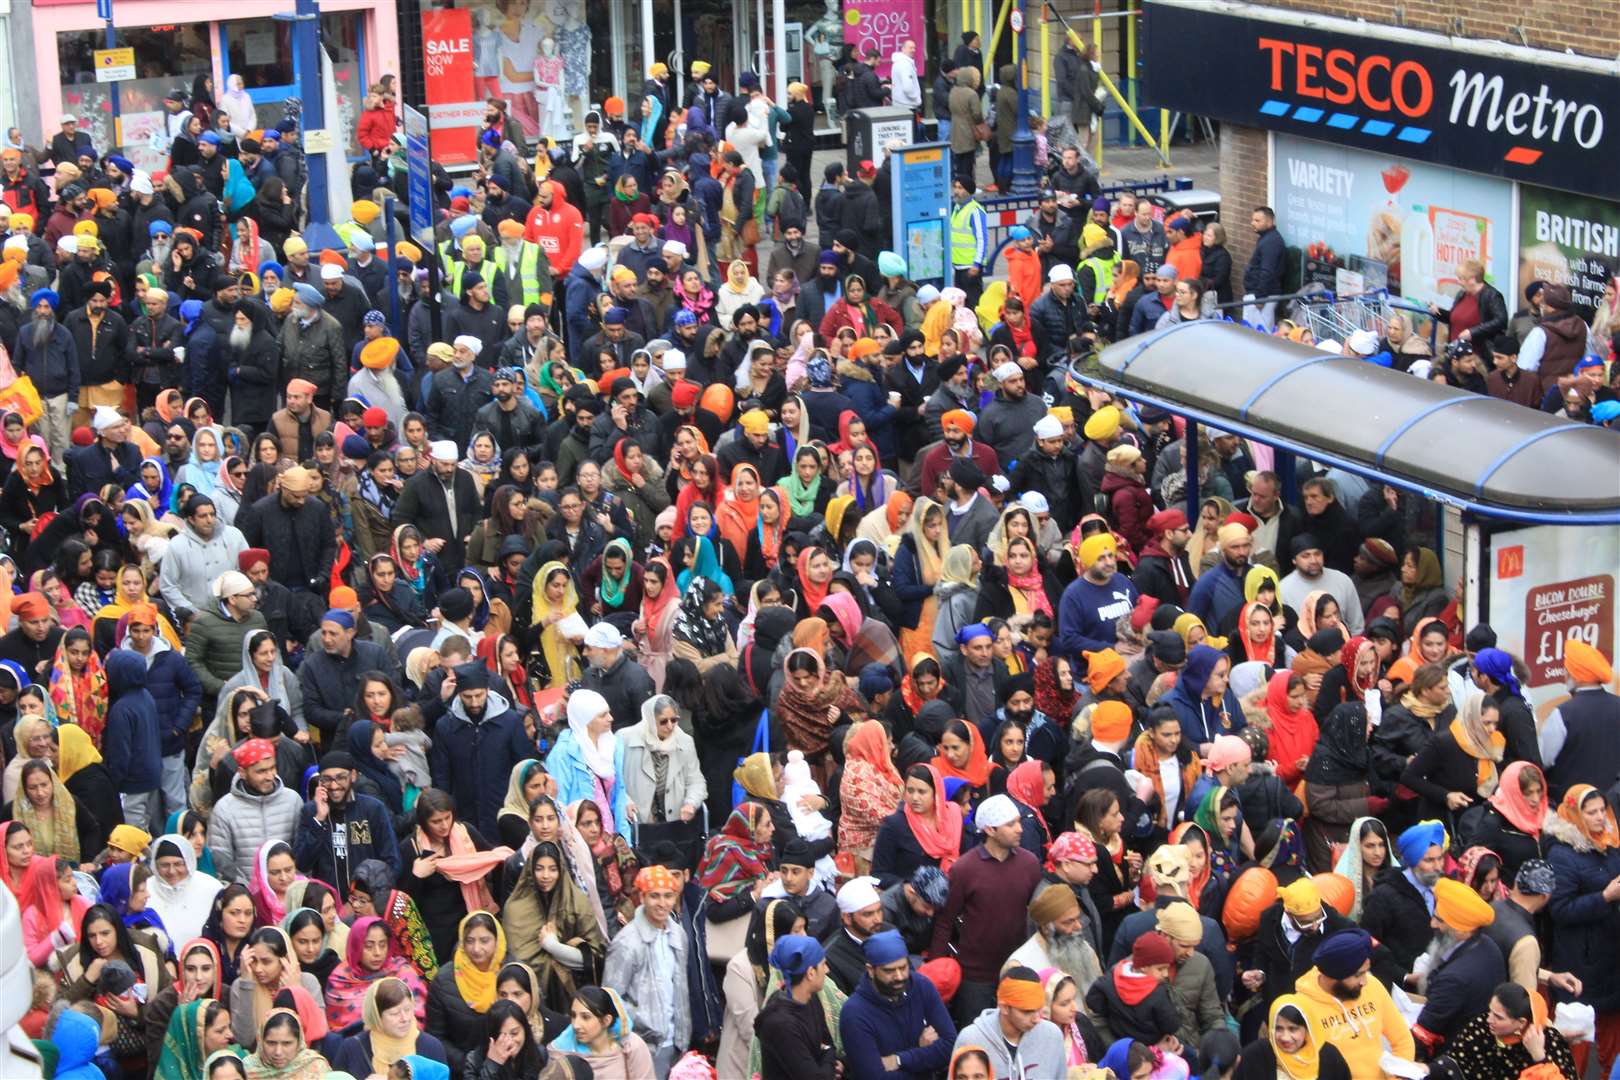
{"left": 1141, "top": 1, "right": 1620, "bottom": 201}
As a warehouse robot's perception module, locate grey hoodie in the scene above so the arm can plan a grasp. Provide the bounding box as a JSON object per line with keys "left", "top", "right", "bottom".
{"left": 951, "top": 1008, "right": 1068, "bottom": 1080}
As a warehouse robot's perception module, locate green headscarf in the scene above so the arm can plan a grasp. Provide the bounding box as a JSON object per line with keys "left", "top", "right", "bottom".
{"left": 598, "top": 537, "right": 635, "bottom": 608}
{"left": 156, "top": 999, "right": 240, "bottom": 1080}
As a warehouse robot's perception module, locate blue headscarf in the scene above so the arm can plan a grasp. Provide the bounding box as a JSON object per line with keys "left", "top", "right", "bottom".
{"left": 1473, "top": 647, "right": 1521, "bottom": 698}
{"left": 98, "top": 862, "right": 173, "bottom": 954}
{"left": 126, "top": 456, "right": 174, "bottom": 510}
{"left": 640, "top": 95, "right": 665, "bottom": 147}
{"left": 456, "top": 568, "right": 493, "bottom": 631}
{"left": 678, "top": 535, "right": 734, "bottom": 597}
{"left": 1099, "top": 1039, "right": 1138, "bottom": 1078}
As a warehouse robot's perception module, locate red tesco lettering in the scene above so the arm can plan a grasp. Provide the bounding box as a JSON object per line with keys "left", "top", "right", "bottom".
{"left": 1258, "top": 37, "right": 1433, "bottom": 118}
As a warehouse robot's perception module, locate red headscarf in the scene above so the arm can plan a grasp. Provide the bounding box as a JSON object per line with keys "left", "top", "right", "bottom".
{"left": 1236, "top": 601, "right": 1276, "bottom": 663}
{"left": 1489, "top": 761, "right": 1547, "bottom": 836}
{"left": 1263, "top": 671, "right": 1318, "bottom": 788}
{"left": 798, "top": 546, "right": 831, "bottom": 615}
{"left": 1034, "top": 656, "right": 1077, "bottom": 727}
{"left": 672, "top": 453, "right": 726, "bottom": 540}
{"left": 1340, "top": 635, "right": 1379, "bottom": 695}
{"left": 477, "top": 633, "right": 531, "bottom": 712}
{"left": 905, "top": 764, "right": 964, "bottom": 873}
{"left": 845, "top": 721, "right": 901, "bottom": 787}
{"left": 1005, "top": 760, "right": 1050, "bottom": 841}
{"left": 640, "top": 558, "right": 679, "bottom": 629}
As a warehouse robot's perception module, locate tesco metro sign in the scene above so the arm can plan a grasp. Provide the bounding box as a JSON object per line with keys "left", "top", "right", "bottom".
{"left": 1143, "top": 1, "right": 1620, "bottom": 200}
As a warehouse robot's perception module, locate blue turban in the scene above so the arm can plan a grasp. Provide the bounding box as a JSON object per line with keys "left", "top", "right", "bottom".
{"left": 857, "top": 663, "right": 894, "bottom": 701}
{"left": 673, "top": 309, "right": 697, "bottom": 327}
{"left": 199, "top": 131, "right": 221, "bottom": 146}
{"left": 602, "top": 307, "right": 627, "bottom": 326}
{"left": 1314, "top": 928, "right": 1373, "bottom": 979}
{"left": 349, "top": 232, "right": 375, "bottom": 253}
{"left": 321, "top": 609, "right": 356, "bottom": 630}
{"left": 862, "top": 929, "right": 908, "bottom": 965}
{"left": 769, "top": 934, "right": 826, "bottom": 982}
{"left": 1593, "top": 399, "right": 1620, "bottom": 424}
{"left": 1396, "top": 820, "right": 1446, "bottom": 868}
{"left": 0, "top": 658, "right": 30, "bottom": 691}
{"left": 29, "top": 288, "right": 59, "bottom": 312}
{"left": 818, "top": 249, "right": 840, "bottom": 267}
{"left": 291, "top": 283, "right": 324, "bottom": 307}
{"left": 148, "top": 220, "right": 172, "bottom": 238}
{"left": 363, "top": 310, "right": 387, "bottom": 327}
{"left": 1473, "top": 648, "right": 1520, "bottom": 697}
{"left": 106, "top": 154, "right": 133, "bottom": 174}
{"left": 260, "top": 260, "right": 285, "bottom": 281}
{"left": 450, "top": 186, "right": 473, "bottom": 200}
{"left": 177, "top": 299, "right": 204, "bottom": 332}
{"left": 449, "top": 214, "right": 479, "bottom": 239}
{"left": 957, "top": 623, "right": 992, "bottom": 646}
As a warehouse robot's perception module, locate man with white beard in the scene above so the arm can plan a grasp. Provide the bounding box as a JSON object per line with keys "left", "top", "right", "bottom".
{"left": 1411, "top": 877, "right": 1505, "bottom": 1051}
{"left": 224, "top": 303, "right": 280, "bottom": 440}
{"left": 1010, "top": 880, "right": 1103, "bottom": 994}
{"left": 13, "top": 288, "right": 79, "bottom": 455}
{"left": 349, "top": 332, "right": 408, "bottom": 428}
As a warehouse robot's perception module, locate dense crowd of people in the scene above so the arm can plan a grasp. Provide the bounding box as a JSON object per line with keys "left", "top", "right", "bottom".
{"left": 0, "top": 38, "right": 1618, "bottom": 1080}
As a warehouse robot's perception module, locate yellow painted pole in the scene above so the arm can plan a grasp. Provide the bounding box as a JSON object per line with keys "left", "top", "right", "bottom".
{"left": 1160, "top": 102, "right": 1171, "bottom": 167}
{"left": 1040, "top": 7, "right": 1050, "bottom": 118}
{"left": 1126, "top": 9, "right": 1137, "bottom": 146}
{"left": 1092, "top": 10, "right": 1104, "bottom": 164}
{"left": 1057, "top": 20, "right": 1168, "bottom": 165}
{"left": 986, "top": 0, "right": 1013, "bottom": 86}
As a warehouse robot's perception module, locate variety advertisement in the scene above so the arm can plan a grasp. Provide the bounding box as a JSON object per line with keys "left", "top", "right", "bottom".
{"left": 1142, "top": 0, "right": 1620, "bottom": 201}
{"left": 1487, "top": 524, "right": 1620, "bottom": 715}
{"left": 422, "top": 8, "right": 481, "bottom": 166}
{"left": 1517, "top": 183, "right": 1620, "bottom": 323}
{"left": 1271, "top": 133, "right": 1514, "bottom": 307}
{"left": 842, "top": 0, "right": 927, "bottom": 79}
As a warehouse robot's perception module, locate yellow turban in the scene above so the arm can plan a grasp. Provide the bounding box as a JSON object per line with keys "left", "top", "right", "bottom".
{"left": 108, "top": 824, "right": 152, "bottom": 857}
{"left": 351, "top": 199, "right": 380, "bottom": 225}
{"left": 283, "top": 236, "right": 309, "bottom": 257}
{"left": 691, "top": 60, "right": 712, "bottom": 76}
{"left": 72, "top": 219, "right": 99, "bottom": 238}
{"left": 1156, "top": 901, "right": 1203, "bottom": 944}
{"left": 1077, "top": 532, "right": 1116, "bottom": 569}
{"left": 394, "top": 240, "right": 423, "bottom": 263}
{"left": 1049, "top": 406, "right": 1073, "bottom": 425}
{"left": 1216, "top": 522, "right": 1251, "bottom": 550}
{"left": 460, "top": 234, "right": 485, "bottom": 254}
{"left": 1565, "top": 640, "right": 1613, "bottom": 685}
{"left": 1279, "top": 878, "right": 1322, "bottom": 919}
{"left": 360, "top": 336, "right": 398, "bottom": 370}
{"left": 1083, "top": 405, "right": 1120, "bottom": 441}
{"left": 739, "top": 409, "right": 769, "bottom": 436}
{"left": 11, "top": 213, "right": 33, "bottom": 232}
{"left": 1433, "top": 876, "right": 1496, "bottom": 933}
{"left": 268, "top": 288, "right": 295, "bottom": 314}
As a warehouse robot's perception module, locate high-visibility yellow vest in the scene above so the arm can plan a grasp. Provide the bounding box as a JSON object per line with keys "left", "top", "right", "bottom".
{"left": 1080, "top": 253, "right": 1121, "bottom": 304}
{"left": 493, "top": 241, "right": 549, "bottom": 308}
{"left": 950, "top": 201, "right": 983, "bottom": 270}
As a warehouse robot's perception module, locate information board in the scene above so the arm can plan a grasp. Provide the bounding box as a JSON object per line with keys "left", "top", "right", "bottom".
{"left": 404, "top": 105, "right": 433, "bottom": 245}
{"left": 891, "top": 142, "right": 951, "bottom": 287}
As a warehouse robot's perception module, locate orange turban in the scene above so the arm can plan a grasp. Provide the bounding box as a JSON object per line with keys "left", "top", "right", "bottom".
{"left": 1090, "top": 700, "right": 1133, "bottom": 742}
{"left": 12, "top": 592, "right": 49, "bottom": 620}
{"left": 849, "top": 337, "right": 881, "bottom": 361}
{"left": 329, "top": 586, "right": 359, "bottom": 610}
{"left": 126, "top": 603, "right": 159, "bottom": 627}
{"left": 941, "top": 409, "right": 975, "bottom": 435}
{"left": 996, "top": 973, "right": 1046, "bottom": 1010}
{"left": 1084, "top": 648, "right": 1126, "bottom": 693}
{"left": 1565, "top": 640, "right": 1613, "bottom": 685}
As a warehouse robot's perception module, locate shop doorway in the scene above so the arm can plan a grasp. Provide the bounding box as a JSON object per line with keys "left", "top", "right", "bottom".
{"left": 219, "top": 11, "right": 368, "bottom": 157}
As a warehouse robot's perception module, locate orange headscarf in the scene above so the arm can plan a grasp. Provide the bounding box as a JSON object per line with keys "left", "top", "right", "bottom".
{"left": 1557, "top": 784, "right": 1618, "bottom": 851}
{"left": 1236, "top": 601, "right": 1277, "bottom": 663}
{"left": 715, "top": 463, "right": 762, "bottom": 556}
{"left": 1387, "top": 616, "right": 1446, "bottom": 686}
{"left": 931, "top": 721, "right": 991, "bottom": 788}
{"left": 904, "top": 763, "right": 964, "bottom": 873}
{"left": 844, "top": 720, "right": 901, "bottom": 788}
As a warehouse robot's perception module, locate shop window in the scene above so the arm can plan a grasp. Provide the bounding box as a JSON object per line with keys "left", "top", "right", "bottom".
{"left": 57, "top": 25, "right": 211, "bottom": 176}
{"left": 221, "top": 12, "right": 366, "bottom": 157}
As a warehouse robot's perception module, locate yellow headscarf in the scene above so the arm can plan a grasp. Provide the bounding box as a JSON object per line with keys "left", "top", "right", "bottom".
{"left": 1244, "top": 564, "right": 1280, "bottom": 604}
{"left": 904, "top": 497, "right": 949, "bottom": 585}
{"left": 57, "top": 723, "right": 102, "bottom": 782}
{"left": 939, "top": 544, "right": 978, "bottom": 588}
{"left": 531, "top": 561, "right": 580, "bottom": 690}
{"left": 1269, "top": 994, "right": 1322, "bottom": 1080}
{"left": 824, "top": 494, "right": 856, "bottom": 542}
{"left": 920, "top": 299, "right": 954, "bottom": 357}
{"left": 362, "top": 976, "right": 421, "bottom": 1076}
{"left": 451, "top": 912, "right": 507, "bottom": 1014}
{"left": 733, "top": 752, "right": 777, "bottom": 801}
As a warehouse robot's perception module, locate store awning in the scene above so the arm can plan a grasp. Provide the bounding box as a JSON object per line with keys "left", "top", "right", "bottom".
{"left": 1074, "top": 321, "right": 1620, "bottom": 524}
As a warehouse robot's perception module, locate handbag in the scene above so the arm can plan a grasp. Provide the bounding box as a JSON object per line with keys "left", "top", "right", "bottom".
{"left": 731, "top": 708, "right": 772, "bottom": 810}
{"left": 704, "top": 899, "right": 751, "bottom": 963}
{"left": 740, "top": 215, "right": 761, "bottom": 247}
{"left": 972, "top": 121, "right": 992, "bottom": 142}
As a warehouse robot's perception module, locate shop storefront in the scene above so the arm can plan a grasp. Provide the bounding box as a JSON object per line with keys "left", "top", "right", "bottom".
{"left": 31, "top": 0, "right": 400, "bottom": 175}
{"left": 1142, "top": 0, "right": 1620, "bottom": 321}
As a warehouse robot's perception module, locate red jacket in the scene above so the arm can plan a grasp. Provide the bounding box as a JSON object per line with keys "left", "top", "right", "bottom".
{"left": 356, "top": 107, "right": 397, "bottom": 154}
{"left": 525, "top": 188, "right": 584, "bottom": 275}
{"left": 818, "top": 297, "right": 902, "bottom": 341}
{"left": 1101, "top": 469, "right": 1154, "bottom": 554}
{"left": 1004, "top": 246, "right": 1043, "bottom": 310}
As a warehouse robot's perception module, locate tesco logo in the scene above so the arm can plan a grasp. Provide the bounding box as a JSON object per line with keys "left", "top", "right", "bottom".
{"left": 1258, "top": 38, "right": 1432, "bottom": 117}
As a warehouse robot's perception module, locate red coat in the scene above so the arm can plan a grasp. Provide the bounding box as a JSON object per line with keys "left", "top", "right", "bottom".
{"left": 818, "top": 297, "right": 902, "bottom": 340}
{"left": 1004, "top": 246, "right": 1043, "bottom": 311}
{"left": 356, "top": 107, "right": 397, "bottom": 154}
{"left": 525, "top": 188, "right": 585, "bottom": 275}
{"left": 1101, "top": 469, "right": 1154, "bottom": 554}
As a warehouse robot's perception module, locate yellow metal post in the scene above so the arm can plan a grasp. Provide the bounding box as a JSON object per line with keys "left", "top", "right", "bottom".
{"left": 1126, "top": 8, "right": 1137, "bottom": 146}
{"left": 986, "top": 0, "right": 1013, "bottom": 86}
{"left": 1040, "top": 6, "right": 1050, "bottom": 119}
{"left": 1093, "top": 10, "right": 1104, "bottom": 165}
{"left": 1160, "top": 102, "right": 1170, "bottom": 167}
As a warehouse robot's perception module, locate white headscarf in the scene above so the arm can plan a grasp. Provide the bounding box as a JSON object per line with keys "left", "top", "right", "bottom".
{"left": 221, "top": 74, "right": 259, "bottom": 134}
{"left": 566, "top": 689, "right": 617, "bottom": 779}
{"left": 145, "top": 832, "right": 224, "bottom": 944}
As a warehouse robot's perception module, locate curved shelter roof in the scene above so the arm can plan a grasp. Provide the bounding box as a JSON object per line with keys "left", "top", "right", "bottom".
{"left": 1079, "top": 321, "right": 1620, "bottom": 523}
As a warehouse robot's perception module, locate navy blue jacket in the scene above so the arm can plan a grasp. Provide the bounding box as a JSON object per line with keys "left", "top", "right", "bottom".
{"left": 293, "top": 791, "right": 402, "bottom": 898}
{"left": 139, "top": 642, "right": 204, "bottom": 757}
{"left": 839, "top": 973, "right": 956, "bottom": 1080}
{"left": 1186, "top": 559, "right": 1246, "bottom": 632}
{"left": 563, "top": 263, "right": 602, "bottom": 363}
{"left": 429, "top": 690, "right": 536, "bottom": 840}
{"left": 101, "top": 649, "right": 162, "bottom": 793}
{"left": 1244, "top": 225, "right": 1287, "bottom": 297}
{"left": 64, "top": 440, "right": 143, "bottom": 500}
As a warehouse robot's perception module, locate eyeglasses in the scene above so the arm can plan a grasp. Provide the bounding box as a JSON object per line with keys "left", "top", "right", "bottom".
{"left": 316, "top": 774, "right": 349, "bottom": 786}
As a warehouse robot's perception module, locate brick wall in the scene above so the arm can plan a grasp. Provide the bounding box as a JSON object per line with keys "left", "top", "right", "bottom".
{"left": 1202, "top": 0, "right": 1620, "bottom": 285}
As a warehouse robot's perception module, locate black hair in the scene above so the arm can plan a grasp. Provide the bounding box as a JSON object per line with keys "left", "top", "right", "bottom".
{"left": 497, "top": 962, "right": 536, "bottom": 995}
{"left": 1492, "top": 981, "right": 1532, "bottom": 1021}
{"left": 77, "top": 902, "right": 135, "bottom": 970}
{"left": 462, "top": 912, "right": 498, "bottom": 942}
{"left": 284, "top": 908, "right": 325, "bottom": 942}
{"left": 483, "top": 999, "right": 540, "bottom": 1073}
{"left": 414, "top": 787, "right": 455, "bottom": 830}
{"left": 260, "top": 1009, "right": 302, "bottom": 1041}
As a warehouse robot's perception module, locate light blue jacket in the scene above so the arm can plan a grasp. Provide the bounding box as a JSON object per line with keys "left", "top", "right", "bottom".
{"left": 549, "top": 727, "right": 631, "bottom": 834}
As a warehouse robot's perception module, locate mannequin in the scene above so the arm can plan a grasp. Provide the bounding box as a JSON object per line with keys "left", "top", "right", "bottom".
{"left": 550, "top": 2, "right": 594, "bottom": 131}
{"left": 533, "top": 37, "right": 569, "bottom": 138}
{"left": 804, "top": 0, "right": 843, "bottom": 126}
{"left": 497, "top": 0, "right": 543, "bottom": 138}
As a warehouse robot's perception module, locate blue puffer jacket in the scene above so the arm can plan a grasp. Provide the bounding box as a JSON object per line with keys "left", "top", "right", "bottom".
{"left": 123, "top": 634, "right": 203, "bottom": 757}
{"left": 100, "top": 648, "right": 162, "bottom": 794}
{"left": 548, "top": 724, "right": 630, "bottom": 835}
{"left": 54, "top": 1008, "right": 105, "bottom": 1080}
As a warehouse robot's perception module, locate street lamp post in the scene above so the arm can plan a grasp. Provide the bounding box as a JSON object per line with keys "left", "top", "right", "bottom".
{"left": 1009, "top": 0, "right": 1039, "bottom": 195}
{"left": 283, "top": 0, "right": 342, "bottom": 251}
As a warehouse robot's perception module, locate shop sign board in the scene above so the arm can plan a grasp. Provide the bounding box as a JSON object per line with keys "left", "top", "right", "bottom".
{"left": 842, "top": 0, "right": 926, "bottom": 79}
{"left": 1488, "top": 524, "right": 1620, "bottom": 714}
{"left": 1271, "top": 133, "right": 1514, "bottom": 308}
{"left": 891, "top": 142, "right": 951, "bottom": 287}
{"left": 1518, "top": 183, "right": 1620, "bottom": 324}
{"left": 1142, "top": 1, "right": 1620, "bottom": 201}
{"left": 422, "top": 8, "right": 480, "bottom": 165}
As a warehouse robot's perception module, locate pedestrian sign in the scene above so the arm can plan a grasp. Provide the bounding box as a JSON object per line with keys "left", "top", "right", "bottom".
{"left": 404, "top": 105, "right": 433, "bottom": 246}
